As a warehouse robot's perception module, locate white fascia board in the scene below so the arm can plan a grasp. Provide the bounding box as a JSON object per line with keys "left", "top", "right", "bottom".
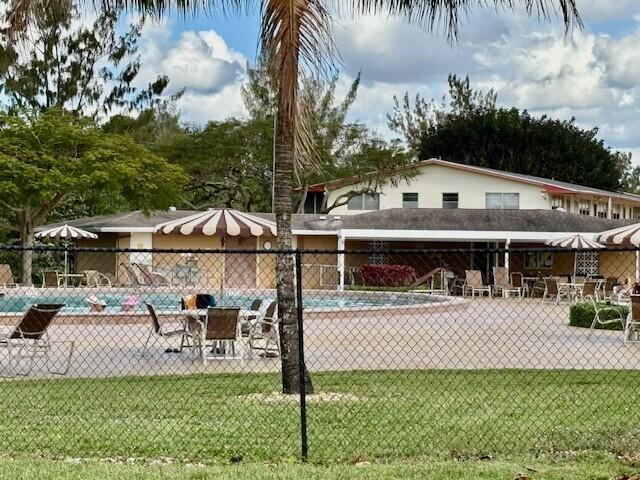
{"left": 292, "top": 229, "right": 338, "bottom": 236}
{"left": 339, "top": 229, "right": 600, "bottom": 242}
{"left": 99, "top": 227, "right": 156, "bottom": 233}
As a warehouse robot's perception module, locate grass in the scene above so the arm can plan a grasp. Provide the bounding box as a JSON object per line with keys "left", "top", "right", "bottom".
{"left": 0, "top": 453, "right": 638, "bottom": 479}
{"left": 1, "top": 369, "right": 640, "bottom": 466}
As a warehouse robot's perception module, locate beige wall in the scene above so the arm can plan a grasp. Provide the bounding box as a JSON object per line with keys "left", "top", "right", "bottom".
{"left": 326, "top": 163, "right": 548, "bottom": 215}
{"left": 75, "top": 235, "right": 118, "bottom": 276}
{"left": 600, "top": 251, "right": 636, "bottom": 283}
{"left": 298, "top": 236, "right": 338, "bottom": 289}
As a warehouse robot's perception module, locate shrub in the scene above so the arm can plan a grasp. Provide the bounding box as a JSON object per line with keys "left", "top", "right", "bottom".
{"left": 361, "top": 264, "right": 416, "bottom": 287}
{"left": 569, "top": 301, "right": 628, "bottom": 331}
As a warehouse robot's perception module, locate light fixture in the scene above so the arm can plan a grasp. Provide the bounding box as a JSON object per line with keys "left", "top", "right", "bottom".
{"left": 263, "top": 241, "right": 272, "bottom": 250}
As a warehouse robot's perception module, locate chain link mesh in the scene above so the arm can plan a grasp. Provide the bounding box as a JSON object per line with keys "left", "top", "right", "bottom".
{"left": 0, "top": 244, "right": 638, "bottom": 462}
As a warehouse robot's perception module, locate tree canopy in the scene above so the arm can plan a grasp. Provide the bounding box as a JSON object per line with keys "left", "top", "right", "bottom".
{"left": 0, "top": 108, "right": 186, "bottom": 282}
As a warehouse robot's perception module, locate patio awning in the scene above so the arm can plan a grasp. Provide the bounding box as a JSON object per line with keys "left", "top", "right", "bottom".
{"left": 154, "top": 208, "right": 277, "bottom": 237}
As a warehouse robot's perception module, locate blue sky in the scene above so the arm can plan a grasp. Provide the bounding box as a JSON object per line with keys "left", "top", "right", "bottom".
{"left": 132, "top": 1, "right": 640, "bottom": 163}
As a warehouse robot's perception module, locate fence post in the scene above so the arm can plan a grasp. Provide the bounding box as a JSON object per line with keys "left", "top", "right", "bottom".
{"left": 294, "top": 250, "right": 308, "bottom": 462}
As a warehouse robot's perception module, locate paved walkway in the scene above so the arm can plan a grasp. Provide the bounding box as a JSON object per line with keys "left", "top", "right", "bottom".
{"left": 1, "top": 297, "right": 638, "bottom": 379}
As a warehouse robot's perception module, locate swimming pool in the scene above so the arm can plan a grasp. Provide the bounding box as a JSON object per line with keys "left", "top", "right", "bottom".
{"left": 0, "top": 291, "right": 441, "bottom": 314}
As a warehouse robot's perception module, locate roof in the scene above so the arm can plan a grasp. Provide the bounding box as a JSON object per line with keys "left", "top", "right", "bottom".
{"left": 310, "top": 158, "right": 640, "bottom": 203}
{"left": 39, "top": 208, "right": 635, "bottom": 236}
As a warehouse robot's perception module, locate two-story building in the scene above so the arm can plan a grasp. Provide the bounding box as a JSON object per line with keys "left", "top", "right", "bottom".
{"left": 303, "top": 158, "right": 640, "bottom": 219}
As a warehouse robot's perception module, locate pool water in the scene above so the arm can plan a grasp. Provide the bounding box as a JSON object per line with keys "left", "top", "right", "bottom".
{"left": 0, "top": 292, "right": 435, "bottom": 314}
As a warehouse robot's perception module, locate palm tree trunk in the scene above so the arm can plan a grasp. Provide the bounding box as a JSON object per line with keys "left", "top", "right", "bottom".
{"left": 274, "top": 98, "right": 313, "bottom": 395}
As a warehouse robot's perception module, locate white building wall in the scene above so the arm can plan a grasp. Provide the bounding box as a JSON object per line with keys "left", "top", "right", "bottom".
{"left": 326, "top": 163, "right": 549, "bottom": 215}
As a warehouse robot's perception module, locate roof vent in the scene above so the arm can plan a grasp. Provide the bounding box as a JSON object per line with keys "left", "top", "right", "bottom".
{"left": 334, "top": 216, "right": 342, "bottom": 220}
{"left": 319, "top": 215, "right": 327, "bottom": 220}
{"left": 169, "top": 206, "right": 177, "bottom": 212}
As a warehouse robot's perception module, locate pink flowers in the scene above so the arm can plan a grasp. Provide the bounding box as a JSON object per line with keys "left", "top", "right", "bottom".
{"left": 361, "top": 264, "right": 416, "bottom": 287}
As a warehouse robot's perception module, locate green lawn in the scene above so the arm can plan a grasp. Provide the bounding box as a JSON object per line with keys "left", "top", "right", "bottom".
{"left": 0, "top": 454, "right": 637, "bottom": 480}
{"left": 0, "top": 369, "right": 639, "bottom": 467}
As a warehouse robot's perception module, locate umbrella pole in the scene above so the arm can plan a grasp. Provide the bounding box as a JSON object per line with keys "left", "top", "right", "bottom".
{"left": 573, "top": 251, "right": 577, "bottom": 283}
{"left": 220, "top": 235, "right": 225, "bottom": 299}
{"left": 64, "top": 241, "right": 69, "bottom": 287}
{"left": 636, "top": 250, "right": 640, "bottom": 283}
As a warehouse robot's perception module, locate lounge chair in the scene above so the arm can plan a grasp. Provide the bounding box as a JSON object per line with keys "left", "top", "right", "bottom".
{"left": 41, "top": 270, "right": 61, "bottom": 288}
{"left": 463, "top": 270, "right": 491, "bottom": 298}
{"left": 542, "top": 277, "right": 569, "bottom": 304}
{"left": 144, "top": 303, "right": 192, "bottom": 355}
{"left": 119, "top": 263, "right": 143, "bottom": 287}
{"left": 408, "top": 268, "right": 448, "bottom": 294}
{"left": 602, "top": 277, "right": 619, "bottom": 300}
{"left": 248, "top": 301, "right": 280, "bottom": 357}
{"left": 588, "top": 298, "right": 627, "bottom": 338}
{"left": 83, "top": 270, "right": 112, "bottom": 288}
{"left": 0, "top": 264, "right": 21, "bottom": 288}
{"left": 191, "top": 307, "right": 241, "bottom": 364}
{"left": 133, "top": 263, "right": 170, "bottom": 286}
{"left": 0, "top": 304, "right": 73, "bottom": 376}
{"left": 492, "top": 266, "right": 522, "bottom": 298}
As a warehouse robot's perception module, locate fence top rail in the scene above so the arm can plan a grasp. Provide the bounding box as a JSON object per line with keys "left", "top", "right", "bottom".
{"left": 1, "top": 244, "right": 639, "bottom": 255}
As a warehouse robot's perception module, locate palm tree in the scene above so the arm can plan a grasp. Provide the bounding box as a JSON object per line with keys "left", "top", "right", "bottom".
{"left": 8, "top": 0, "right": 581, "bottom": 394}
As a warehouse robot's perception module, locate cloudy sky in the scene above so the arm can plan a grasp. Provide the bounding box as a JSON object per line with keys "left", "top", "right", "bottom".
{"left": 131, "top": 1, "right": 640, "bottom": 163}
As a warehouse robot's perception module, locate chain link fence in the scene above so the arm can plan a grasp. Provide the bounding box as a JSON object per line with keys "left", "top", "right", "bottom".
{"left": 0, "top": 244, "right": 639, "bottom": 462}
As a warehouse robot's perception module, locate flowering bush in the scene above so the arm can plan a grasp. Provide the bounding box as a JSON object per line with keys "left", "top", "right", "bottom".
{"left": 360, "top": 264, "right": 416, "bottom": 287}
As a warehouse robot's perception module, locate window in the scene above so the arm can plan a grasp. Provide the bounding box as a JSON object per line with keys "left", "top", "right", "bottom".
{"left": 612, "top": 204, "right": 621, "bottom": 220}
{"left": 347, "top": 193, "right": 380, "bottom": 211}
{"left": 524, "top": 252, "right": 553, "bottom": 270}
{"left": 402, "top": 192, "right": 419, "bottom": 208}
{"left": 596, "top": 202, "right": 608, "bottom": 219}
{"left": 578, "top": 201, "right": 591, "bottom": 216}
{"left": 442, "top": 193, "right": 459, "bottom": 209}
{"left": 551, "top": 197, "right": 564, "bottom": 209}
{"left": 485, "top": 193, "right": 520, "bottom": 210}
{"left": 633, "top": 207, "right": 640, "bottom": 219}
{"left": 303, "top": 191, "right": 324, "bottom": 213}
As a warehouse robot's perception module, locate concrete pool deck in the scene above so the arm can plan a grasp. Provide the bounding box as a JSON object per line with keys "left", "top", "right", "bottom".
{"left": 0, "top": 297, "right": 638, "bottom": 379}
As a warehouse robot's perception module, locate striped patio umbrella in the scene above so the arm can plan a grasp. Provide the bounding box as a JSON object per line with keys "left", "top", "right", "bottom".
{"left": 595, "top": 223, "right": 640, "bottom": 247}
{"left": 154, "top": 209, "right": 276, "bottom": 238}
{"left": 154, "top": 209, "right": 277, "bottom": 294}
{"left": 35, "top": 225, "right": 98, "bottom": 278}
{"left": 545, "top": 234, "right": 604, "bottom": 250}
{"left": 545, "top": 234, "right": 604, "bottom": 281}
{"left": 596, "top": 223, "right": 640, "bottom": 281}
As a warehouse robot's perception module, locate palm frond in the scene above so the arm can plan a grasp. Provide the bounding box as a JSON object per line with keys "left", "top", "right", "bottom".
{"left": 338, "top": 0, "right": 581, "bottom": 39}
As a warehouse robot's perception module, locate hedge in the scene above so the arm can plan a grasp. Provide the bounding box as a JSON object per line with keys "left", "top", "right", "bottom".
{"left": 361, "top": 264, "right": 416, "bottom": 287}
{"left": 569, "top": 301, "right": 628, "bottom": 331}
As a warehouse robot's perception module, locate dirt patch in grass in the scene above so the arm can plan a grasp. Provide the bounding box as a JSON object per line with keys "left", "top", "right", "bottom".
{"left": 240, "top": 391, "right": 365, "bottom": 404}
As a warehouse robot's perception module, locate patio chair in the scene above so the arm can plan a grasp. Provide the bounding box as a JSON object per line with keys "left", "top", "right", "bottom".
{"left": 625, "top": 295, "right": 640, "bottom": 343}
{"left": 575, "top": 280, "right": 598, "bottom": 302}
{"left": 542, "top": 277, "right": 570, "bottom": 304}
{"left": 409, "top": 267, "right": 448, "bottom": 294}
{"left": 83, "top": 270, "right": 112, "bottom": 288}
{"left": 248, "top": 301, "right": 280, "bottom": 358}
{"left": 0, "top": 304, "right": 73, "bottom": 376}
{"left": 191, "top": 307, "right": 241, "bottom": 364}
{"left": 41, "top": 270, "right": 61, "bottom": 288}
{"left": 510, "top": 272, "right": 529, "bottom": 297}
{"left": 241, "top": 299, "right": 263, "bottom": 337}
{"left": 144, "top": 303, "right": 192, "bottom": 355}
{"left": 492, "top": 266, "right": 522, "bottom": 298}
{"left": 119, "top": 263, "right": 143, "bottom": 287}
{"left": 0, "top": 264, "right": 21, "bottom": 288}
{"left": 530, "top": 274, "right": 546, "bottom": 298}
{"left": 133, "top": 263, "right": 170, "bottom": 286}
{"left": 463, "top": 270, "right": 491, "bottom": 298}
{"left": 588, "top": 298, "right": 627, "bottom": 338}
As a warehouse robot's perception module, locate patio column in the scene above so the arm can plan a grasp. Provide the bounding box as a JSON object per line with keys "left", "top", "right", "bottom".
{"left": 636, "top": 250, "right": 640, "bottom": 283}
{"left": 608, "top": 197, "right": 613, "bottom": 219}
{"left": 337, "top": 234, "right": 345, "bottom": 291}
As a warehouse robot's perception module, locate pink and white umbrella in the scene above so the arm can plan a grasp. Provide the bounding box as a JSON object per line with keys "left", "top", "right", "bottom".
{"left": 154, "top": 209, "right": 276, "bottom": 293}
{"left": 596, "top": 223, "right": 640, "bottom": 280}
{"left": 546, "top": 233, "right": 604, "bottom": 280}
{"left": 154, "top": 209, "right": 276, "bottom": 238}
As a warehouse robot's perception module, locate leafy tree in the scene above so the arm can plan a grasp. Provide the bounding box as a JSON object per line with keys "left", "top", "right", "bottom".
{"left": 9, "top": 0, "right": 580, "bottom": 395}
{"left": 387, "top": 74, "right": 497, "bottom": 155}
{"left": 0, "top": 109, "right": 187, "bottom": 284}
{"left": 419, "top": 108, "right": 625, "bottom": 191}
{"left": 0, "top": 5, "right": 178, "bottom": 119}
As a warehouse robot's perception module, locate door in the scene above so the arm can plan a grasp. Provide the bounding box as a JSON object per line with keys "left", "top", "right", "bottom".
{"left": 224, "top": 237, "right": 257, "bottom": 289}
